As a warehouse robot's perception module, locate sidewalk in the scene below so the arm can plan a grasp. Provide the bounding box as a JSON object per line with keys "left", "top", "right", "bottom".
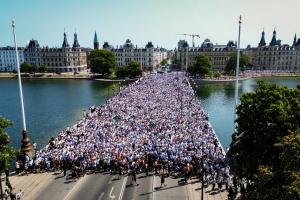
{"left": 1, "top": 172, "right": 53, "bottom": 200}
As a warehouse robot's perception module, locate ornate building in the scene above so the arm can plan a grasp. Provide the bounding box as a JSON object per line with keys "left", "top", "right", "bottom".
{"left": 103, "top": 39, "right": 167, "bottom": 70}
{"left": 0, "top": 46, "right": 24, "bottom": 72}
{"left": 176, "top": 39, "right": 237, "bottom": 71}
{"left": 24, "top": 32, "right": 87, "bottom": 72}
{"left": 244, "top": 30, "right": 300, "bottom": 71}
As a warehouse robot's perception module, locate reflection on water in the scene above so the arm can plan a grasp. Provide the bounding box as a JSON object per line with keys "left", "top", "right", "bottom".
{"left": 193, "top": 77, "right": 300, "bottom": 149}
{"left": 0, "top": 78, "right": 122, "bottom": 148}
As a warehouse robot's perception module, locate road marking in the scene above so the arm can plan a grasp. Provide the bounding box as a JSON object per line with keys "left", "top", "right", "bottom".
{"left": 109, "top": 187, "right": 116, "bottom": 199}
{"left": 98, "top": 192, "right": 105, "bottom": 200}
{"left": 118, "top": 176, "right": 127, "bottom": 200}
{"left": 63, "top": 177, "right": 86, "bottom": 200}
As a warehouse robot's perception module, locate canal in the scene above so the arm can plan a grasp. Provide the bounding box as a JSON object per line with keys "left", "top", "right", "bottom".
{"left": 0, "top": 76, "right": 299, "bottom": 149}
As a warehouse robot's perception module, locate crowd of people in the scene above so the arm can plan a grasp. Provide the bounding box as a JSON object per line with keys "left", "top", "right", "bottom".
{"left": 18, "top": 72, "right": 230, "bottom": 188}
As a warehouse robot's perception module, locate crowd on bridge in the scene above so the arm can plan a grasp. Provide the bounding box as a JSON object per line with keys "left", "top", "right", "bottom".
{"left": 17, "top": 72, "right": 230, "bottom": 189}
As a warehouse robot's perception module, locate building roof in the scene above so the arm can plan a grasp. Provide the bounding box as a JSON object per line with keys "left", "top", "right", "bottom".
{"left": 28, "top": 39, "right": 40, "bottom": 48}
{"left": 62, "top": 32, "right": 70, "bottom": 48}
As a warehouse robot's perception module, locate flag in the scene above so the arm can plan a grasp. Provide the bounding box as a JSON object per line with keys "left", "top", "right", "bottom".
{"left": 113, "top": 115, "right": 121, "bottom": 123}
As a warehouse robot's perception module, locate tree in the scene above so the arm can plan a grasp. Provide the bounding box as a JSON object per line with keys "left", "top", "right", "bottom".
{"left": 20, "top": 62, "right": 32, "bottom": 73}
{"left": 161, "top": 58, "right": 168, "bottom": 66}
{"left": 38, "top": 64, "right": 47, "bottom": 73}
{"left": 89, "top": 49, "right": 116, "bottom": 75}
{"left": 187, "top": 54, "right": 213, "bottom": 77}
{"left": 128, "top": 61, "right": 142, "bottom": 78}
{"left": 225, "top": 52, "right": 250, "bottom": 75}
{"left": 115, "top": 66, "right": 129, "bottom": 78}
{"left": 227, "top": 81, "right": 300, "bottom": 199}
{"left": 0, "top": 116, "right": 17, "bottom": 198}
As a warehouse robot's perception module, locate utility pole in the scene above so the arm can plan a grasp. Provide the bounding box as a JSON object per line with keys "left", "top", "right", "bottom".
{"left": 12, "top": 20, "right": 34, "bottom": 157}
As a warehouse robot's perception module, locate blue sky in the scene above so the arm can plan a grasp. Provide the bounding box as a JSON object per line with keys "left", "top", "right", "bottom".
{"left": 0, "top": 0, "right": 299, "bottom": 49}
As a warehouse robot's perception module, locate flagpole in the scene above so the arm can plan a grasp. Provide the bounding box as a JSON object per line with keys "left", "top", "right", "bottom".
{"left": 12, "top": 20, "right": 34, "bottom": 157}
{"left": 234, "top": 16, "right": 242, "bottom": 129}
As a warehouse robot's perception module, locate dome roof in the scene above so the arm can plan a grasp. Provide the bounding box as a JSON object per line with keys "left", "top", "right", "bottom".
{"left": 145, "top": 42, "right": 154, "bottom": 48}
{"left": 28, "top": 39, "right": 40, "bottom": 48}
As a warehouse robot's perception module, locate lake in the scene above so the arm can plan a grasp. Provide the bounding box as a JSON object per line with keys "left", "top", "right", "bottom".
{"left": 0, "top": 76, "right": 299, "bottom": 149}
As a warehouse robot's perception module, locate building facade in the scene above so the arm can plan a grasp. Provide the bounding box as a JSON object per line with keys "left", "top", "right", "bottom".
{"left": 24, "top": 32, "right": 88, "bottom": 72}
{"left": 244, "top": 30, "right": 300, "bottom": 71}
{"left": 0, "top": 47, "right": 24, "bottom": 72}
{"left": 103, "top": 39, "right": 167, "bottom": 70}
{"left": 176, "top": 39, "right": 237, "bottom": 71}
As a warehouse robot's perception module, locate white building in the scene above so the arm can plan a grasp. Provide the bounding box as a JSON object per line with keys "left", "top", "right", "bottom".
{"left": 103, "top": 39, "right": 166, "bottom": 70}
{"left": 176, "top": 39, "right": 236, "bottom": 71}
{"left": 0, "top": 47, "right": 24, "bottom": 72}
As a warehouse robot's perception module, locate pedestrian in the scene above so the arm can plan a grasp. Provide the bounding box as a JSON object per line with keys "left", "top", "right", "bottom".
{"left": 160, "top": 174, "right": 166, "bottom": 188}
{"left": 130, "top": 170, "right": 139, "bottom": 186}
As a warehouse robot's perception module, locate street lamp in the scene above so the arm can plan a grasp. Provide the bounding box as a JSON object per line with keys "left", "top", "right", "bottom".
{"left": 12, "top": 20, "right": 34, "bottom": 157}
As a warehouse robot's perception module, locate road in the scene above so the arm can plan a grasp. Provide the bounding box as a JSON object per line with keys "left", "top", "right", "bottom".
{"left": 32, "top": 171, "right": 199, "bottom": 200}
{"left": 9, "top": 170, "right": 228, "bottom": 200}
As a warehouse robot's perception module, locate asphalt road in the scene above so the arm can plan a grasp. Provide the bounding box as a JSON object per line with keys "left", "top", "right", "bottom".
{"left": 34, "top": 172, "right": 155, "bottom": 200}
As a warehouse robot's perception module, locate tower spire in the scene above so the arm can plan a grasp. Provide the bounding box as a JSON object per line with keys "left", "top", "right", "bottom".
{"left": 270, "top": 29, "right": 277, "bottom": 46}
{"left": 293, "top": 33, "right": 297, "bottom": 46}
{"left": 258, "top": 29, "right": 266, "bottom": 47}
{"left": 73, "top": 32, "right": 80, "bottom": 48}
{"left": 94, "top": 31, "right": 99, "bottom": 50}
{"left": 62, "top": 32, "right": 70, "bottom": 48}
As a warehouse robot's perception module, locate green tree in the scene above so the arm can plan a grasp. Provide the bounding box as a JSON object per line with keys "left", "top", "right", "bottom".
{"left": 128, "top": 61, "right": 142, "bottom": 78}
{"left": 38, "top": 64, "right": 47, "bottom": 73}
{"left": 227, "top": 81, "right": 300, "bottom": 199}
{"left": 89, "top": 49, "right": 116, "bottom": 75}
{"left": 20, "top": 62, "right": 32, "bottom": 73}
{"left": 161, "top": 58, "right": 168, "bottom": 66}
{"left": 187, "top": 54, "right": 213, "bottom": 77}
{"left": 0, "top": 116, "right": 17, "bottom": 197}
{"left": 225, "top": 52, "right": 250, "bottom": 75}
{"left": 115, "top": 66, "right": 129, "bottom": 78}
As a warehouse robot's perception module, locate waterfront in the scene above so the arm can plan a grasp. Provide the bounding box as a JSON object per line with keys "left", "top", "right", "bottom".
{"left": 0, "top": 76, "right": 299, "bottom": 149}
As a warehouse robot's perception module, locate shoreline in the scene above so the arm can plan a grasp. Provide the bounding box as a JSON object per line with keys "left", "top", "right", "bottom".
{"left": 0, "top": 73, "right": 139, "bottom": 81}
{"left": 1, "top": 72, "right": 300, "bottom": 82}
{"left": 191, "top": 73, "right": 300, "bottom": 82}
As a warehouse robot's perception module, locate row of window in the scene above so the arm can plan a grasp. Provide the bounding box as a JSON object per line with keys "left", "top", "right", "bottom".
{"left": 258, "top": 51, "right": 300, "bottom": 55}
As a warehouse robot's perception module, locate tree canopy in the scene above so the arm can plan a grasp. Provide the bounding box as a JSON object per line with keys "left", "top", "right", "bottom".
{"left": 187, "top": 54, "right": 213, "bottom": 77}
{"left": 89, "top": 49, "right": 116, "bottom": 75}
{"left": 115, "top": 61, "right": 142, "bottom": 78}
{"left": 161, "top": 58, "right": 168, "bottom": 66}
{"left": 224, "top": 52, "right": 250, "bottom": 75}
{"left": 20, "top": 62, "right": 48, "bottom": 73}
{"left": 227, "top": 81, "right": 300, "bottom": 199}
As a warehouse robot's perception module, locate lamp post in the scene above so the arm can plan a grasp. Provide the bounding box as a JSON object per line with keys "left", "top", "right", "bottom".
{"left": 12, "top": 20, "right": 34, "bottom": 157}
{"left": 234, "top": 16, "right": 242, "bottom": 128}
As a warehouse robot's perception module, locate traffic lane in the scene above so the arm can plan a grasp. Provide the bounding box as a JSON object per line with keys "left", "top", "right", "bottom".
{"left": 122, "top": 173, "right": 154, "bottom": 200}
{"left": 67, "top": 172, "right": 126, "bottom": 200}
{"left": 34, "top": 172, "right": 80, "bottom": 200}
{"left": 66, "top": 172, "right": 111, "bottom": 200}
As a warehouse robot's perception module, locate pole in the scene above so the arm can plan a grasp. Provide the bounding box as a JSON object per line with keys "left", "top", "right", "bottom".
{"left": 234, "top": 16, "right": 242, "bottom": 128}
{"left": 12, "top": 20, "right": 34, "bottom": 157}
{"left": 12, "top": 20, "right": 26, "bottom": 131}
{"left": 201, "top": 155, "right": 204, "bottom": 200}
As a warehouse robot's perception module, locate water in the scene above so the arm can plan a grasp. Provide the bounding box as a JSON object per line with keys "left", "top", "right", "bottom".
{"left": 0, "top": 76, "right": 299, "bottom": 150}
{"left": 0, "top": 78, "right": 121, "bottom": 148}
{"left": 192, "top": 77, "right": 300, "bottom": 149}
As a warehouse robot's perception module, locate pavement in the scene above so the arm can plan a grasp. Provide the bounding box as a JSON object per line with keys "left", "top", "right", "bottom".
{"left": 2, "top": 171, "right": 228, "bottom": 200}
